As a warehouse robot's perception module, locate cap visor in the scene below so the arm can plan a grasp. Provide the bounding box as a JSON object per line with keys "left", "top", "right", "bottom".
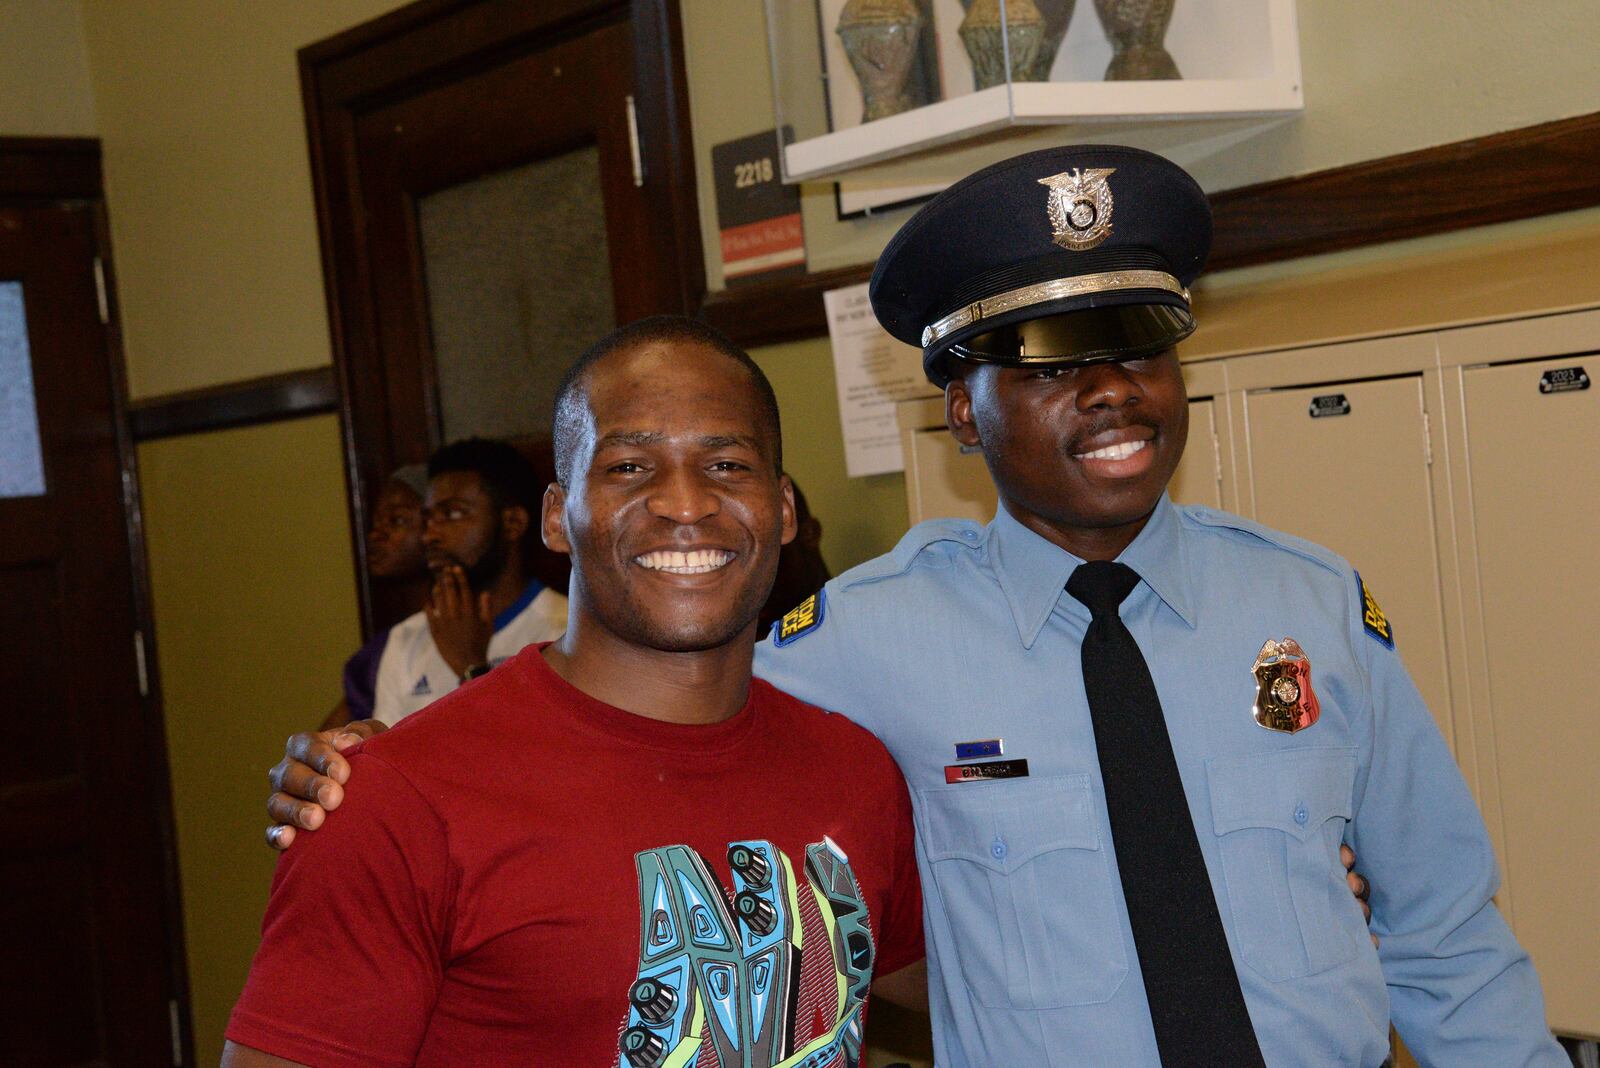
{"left": 954, "top": 302, "right": 1194, "bottom": 364}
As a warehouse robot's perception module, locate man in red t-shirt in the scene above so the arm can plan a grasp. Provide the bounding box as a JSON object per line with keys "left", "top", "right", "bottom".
{"left": 223, "top": 317, "right": 924, "bottom": 1068}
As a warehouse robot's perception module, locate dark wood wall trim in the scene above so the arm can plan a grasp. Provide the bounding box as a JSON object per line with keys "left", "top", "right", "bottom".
{"left": 127, "top": 366, "right": 339, "bottom": 441}
{"left": 701, "top": 262, "right": 872, "bottom": 350}
{"left": 0, "top": 136, "right": 102, "bottom": 199}
{"left": 1208, "top": 111, "right": 1600, "bottom": 270}
{"left": 702, "top": 111, "right": 1600, "bottom": 349}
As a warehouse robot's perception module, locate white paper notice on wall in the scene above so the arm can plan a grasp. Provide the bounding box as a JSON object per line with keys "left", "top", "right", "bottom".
{"left": 823, "top": 282, "right": 941, "bottom": 478}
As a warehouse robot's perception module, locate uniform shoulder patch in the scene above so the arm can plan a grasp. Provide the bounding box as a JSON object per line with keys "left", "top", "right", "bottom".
{"left": 772, "top": 589, "right": 826, "bottom": 647}
{"left": 1356, "top": 572, "right": 1394, "bottom": 648}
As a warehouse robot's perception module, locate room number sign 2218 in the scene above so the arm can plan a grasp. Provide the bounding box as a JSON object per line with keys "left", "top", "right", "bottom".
{"left": 734, "top": 156, "right": 775, "bottom": 188}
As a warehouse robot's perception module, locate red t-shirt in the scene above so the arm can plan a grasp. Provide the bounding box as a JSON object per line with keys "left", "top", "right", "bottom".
{"left": 227, "top": 645, "right": 923, "bottom": 1067}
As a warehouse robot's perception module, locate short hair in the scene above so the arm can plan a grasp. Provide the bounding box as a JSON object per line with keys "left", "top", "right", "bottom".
{"left": 551, "top": 315, "right": 782, "bottom": 485}
{"left": 427, "top": 437, "right": 541, "bottom": 515}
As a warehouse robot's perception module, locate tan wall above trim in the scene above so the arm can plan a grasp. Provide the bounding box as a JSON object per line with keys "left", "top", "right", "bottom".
{"left": 80, "top": 0, "right": 405, "bottom": 399}
{"left": 1184, "top": 205, "right": 1600, "bottom": 362}
{"left": 0, "top": 1, "right": 98, "bottom": 137}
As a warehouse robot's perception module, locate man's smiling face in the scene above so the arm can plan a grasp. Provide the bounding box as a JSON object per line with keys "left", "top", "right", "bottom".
{"left": 948, "top": 349, "right": 1189, "bottom": 558}
{"left": 544, "top": 340, "right": 796, "bottom": 653}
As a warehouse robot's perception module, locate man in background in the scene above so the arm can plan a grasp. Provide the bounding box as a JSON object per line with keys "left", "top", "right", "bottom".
{"left": 369, "top": 437, "right": 566, "bottom": 726}
{"left": 321, "top": 464, "right": 430, "bottom": 730}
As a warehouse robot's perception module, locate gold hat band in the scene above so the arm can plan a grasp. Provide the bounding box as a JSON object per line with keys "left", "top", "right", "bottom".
{"left": 920, "top": 269, "right": 1190, "bottom": 349}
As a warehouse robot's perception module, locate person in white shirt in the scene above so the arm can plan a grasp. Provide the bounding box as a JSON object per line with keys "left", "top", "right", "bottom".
{"left": 369, "top": 438, "right": 567, "bottom": 726}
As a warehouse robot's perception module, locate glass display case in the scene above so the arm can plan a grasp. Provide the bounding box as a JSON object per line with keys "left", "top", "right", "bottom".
{"left": 765, "top": 0, "right": 1303, "bottom": 181}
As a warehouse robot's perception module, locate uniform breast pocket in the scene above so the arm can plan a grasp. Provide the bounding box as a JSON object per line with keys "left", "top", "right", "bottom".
{"left": 1207, "top": 747, "right": 1362, "bottom": 982}
{"left": 916, "top": 774, "right": 1127, "bottom": 1009}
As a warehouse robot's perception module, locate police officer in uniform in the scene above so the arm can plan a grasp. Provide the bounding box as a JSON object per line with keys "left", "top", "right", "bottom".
{"left": 752, "top": 145, "right": 1565, "bottom": 1066}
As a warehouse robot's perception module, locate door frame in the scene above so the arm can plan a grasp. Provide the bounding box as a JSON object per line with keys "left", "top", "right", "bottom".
{"left": 299, "top": 0, "right": 704, "bottom": 633}
{"left": 0, "top": 134, "right": 192, "bottom": 1067}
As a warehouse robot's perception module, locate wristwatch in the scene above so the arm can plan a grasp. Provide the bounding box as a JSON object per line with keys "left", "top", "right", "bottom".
{"left": 459, "top": 663, "right": 493, "bottom": 683}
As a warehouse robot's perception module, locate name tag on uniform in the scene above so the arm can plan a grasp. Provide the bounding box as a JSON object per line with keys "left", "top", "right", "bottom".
{"left": 944, "top": 758, "right": 1029, "bottom": 784}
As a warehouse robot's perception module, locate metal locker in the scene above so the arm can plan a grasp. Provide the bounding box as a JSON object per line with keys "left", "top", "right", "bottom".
{"left": 1241, "top": 376, "right": 1456, "bottom": 750}
{"left": 903, "top": 420, "right": 997, "bottom": 525}
{"left": 1171, "top": 398, "right": 1223, "bottom": 510}
{"left": 1458, "top": 354, "right": 1599, "bottom": 1037}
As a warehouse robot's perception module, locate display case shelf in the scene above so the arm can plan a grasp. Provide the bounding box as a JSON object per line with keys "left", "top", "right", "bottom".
{"left": 768, "top": 0, "right": 1303, "bottom": 182}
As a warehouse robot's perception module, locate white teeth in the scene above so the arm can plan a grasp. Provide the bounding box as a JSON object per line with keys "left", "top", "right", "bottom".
{"left": 1075, "top": 439, "right": 1148, "bottom": 462}
{"left": 634, "top": 549, "right": 735, "bottom": 574}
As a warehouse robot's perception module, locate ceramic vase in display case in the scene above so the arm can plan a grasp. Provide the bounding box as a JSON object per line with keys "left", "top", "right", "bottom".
{"left": 1093, "top": 0, "right": 1181, "bottom": 80}
{"left": 959, "top": 0, "right": 1051, "bottom": 89}
{"left": 837, "top": 0, "right": 927, "bottom": 121}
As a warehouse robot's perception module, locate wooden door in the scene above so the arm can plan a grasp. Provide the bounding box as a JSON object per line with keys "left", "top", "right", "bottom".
{"left": 301, "top": 0, "right": 702, "bottom": 632}
{"left": 0, "top": 200, "right": 184, "bottom": 1064}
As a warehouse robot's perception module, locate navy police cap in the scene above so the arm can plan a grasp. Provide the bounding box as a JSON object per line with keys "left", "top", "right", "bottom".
{"left": 870, "top": 145, "right": 1211, "bottom": 387}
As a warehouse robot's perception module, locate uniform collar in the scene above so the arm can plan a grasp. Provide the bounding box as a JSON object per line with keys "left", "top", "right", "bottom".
{"left": 989, "top": 494, "right": 1197, "bottom": 649}
{"left": 492, "top": 579, "right": 544, "bottom": 632}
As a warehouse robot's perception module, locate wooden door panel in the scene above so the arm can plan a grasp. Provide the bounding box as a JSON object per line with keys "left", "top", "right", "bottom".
{"left": 0, "top": 560, "right": 78, "bottom": 782}
{"left": 0, "top": 200, "right": 179, "bottom": 1065}
{"left": 0, "top": 850, "right": 100, "bottom": 1064}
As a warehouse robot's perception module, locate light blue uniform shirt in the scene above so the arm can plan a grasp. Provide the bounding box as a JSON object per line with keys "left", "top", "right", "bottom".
{"left": 754, "top": 496, "right": 1562, "bottom": 1067}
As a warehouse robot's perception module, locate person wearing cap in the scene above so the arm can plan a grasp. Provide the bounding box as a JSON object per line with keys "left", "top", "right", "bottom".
{"left": 752, "top": 145, "right": 1562, "bottom": 1065}
{"left": 262, "top": 147, "right": 1559, "bottom": 1065}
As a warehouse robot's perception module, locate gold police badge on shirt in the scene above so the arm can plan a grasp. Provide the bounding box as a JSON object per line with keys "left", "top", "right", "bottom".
{"left": 1251, "top": 637, "right": 1321, "bottom": 733}
{"left": 1038, "top": 167, "right": 1116, "bottom": 251}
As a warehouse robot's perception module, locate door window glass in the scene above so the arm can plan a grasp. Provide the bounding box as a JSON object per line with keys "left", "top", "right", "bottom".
{"left": 418, "top": 148, "right": 615, "bottom": 442}
{"left": 0, "top": 282, "right": 47, "bottom": 497}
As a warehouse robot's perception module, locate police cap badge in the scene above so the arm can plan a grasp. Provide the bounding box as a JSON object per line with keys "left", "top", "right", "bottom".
{"left": 869, "top": 145, "right": 1211, "bottom": 387}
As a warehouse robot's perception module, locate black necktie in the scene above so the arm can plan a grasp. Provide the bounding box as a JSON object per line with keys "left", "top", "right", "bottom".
{"left": 1067, "top": 561, "right": 1265, "bottom": 1067}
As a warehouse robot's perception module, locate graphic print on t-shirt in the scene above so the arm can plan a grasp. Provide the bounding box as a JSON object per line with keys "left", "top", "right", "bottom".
{"left": 616, "top": 837, "right": 874, "bottom": 1068}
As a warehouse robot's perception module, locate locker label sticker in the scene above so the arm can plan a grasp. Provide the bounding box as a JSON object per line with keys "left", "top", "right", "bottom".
{"left": 1309, "top": 393, "right": 1351, "bottom": 418}
{"left": 1538, "top": 366, "right": 1589, "bottom": 394}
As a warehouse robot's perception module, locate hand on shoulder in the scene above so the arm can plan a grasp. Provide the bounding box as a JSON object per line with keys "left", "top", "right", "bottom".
{"left": 265, "top": 719, "right": 388, "bottom": 850}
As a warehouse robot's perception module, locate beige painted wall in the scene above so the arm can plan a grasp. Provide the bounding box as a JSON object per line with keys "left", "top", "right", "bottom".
{"left": 140, "top": 414, "right": 360, "bottom": 1068}
{"left": 80, "top": 0, "right": 406, "bottom": 399}
{"left": 0, "top": 0, "right": 97, "bottom": 136}
{"left": 752, "top": 337, "right": 912, "bottom": 573}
